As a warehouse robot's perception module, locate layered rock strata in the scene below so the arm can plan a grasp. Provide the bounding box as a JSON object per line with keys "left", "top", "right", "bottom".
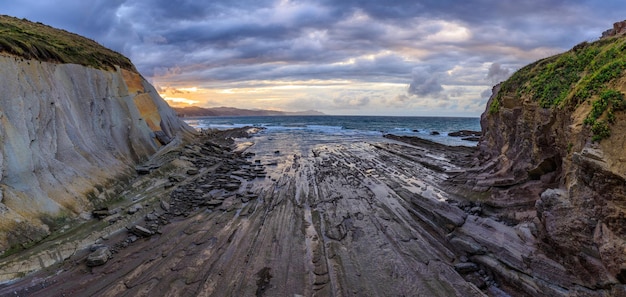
{"left": 453, "top": 30, "right": 626, "bottom": 296}
{"left": 0, "top": 54, "right": 194, "bottom": 253}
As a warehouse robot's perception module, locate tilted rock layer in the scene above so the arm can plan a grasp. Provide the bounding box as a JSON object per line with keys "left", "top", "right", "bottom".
{"left": 469, "top": 24, "right": 626, "bottom": 294}
{"left": 0, "top": 19, "right": 194, "bottom": 253}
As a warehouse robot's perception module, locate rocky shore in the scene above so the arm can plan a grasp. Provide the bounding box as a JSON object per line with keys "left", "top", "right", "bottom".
{"left": 0, "top": 128, "right": 485, "bottom": 297}
{"left": 1, "top": 126, "right": 623, "bottom": 296}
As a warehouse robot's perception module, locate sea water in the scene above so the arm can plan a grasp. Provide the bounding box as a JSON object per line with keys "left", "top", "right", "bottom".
{"left": 184, "top": 115, "right": 481, "bottom": 147}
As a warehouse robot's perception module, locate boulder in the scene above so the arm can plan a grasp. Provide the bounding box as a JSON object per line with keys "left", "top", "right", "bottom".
{"left": 129, "top": 225, "right": 153, "bottom": 237}
{"left": 127, "top": 203, "right": 143, "bottom": 214}
{"left": 86, "top": 247, "right": 111, "bottom": 267}
{"left": 160, "top": 200, "right": 171, "bottom": 212}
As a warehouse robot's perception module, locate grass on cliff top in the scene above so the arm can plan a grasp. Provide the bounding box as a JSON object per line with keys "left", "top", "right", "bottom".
{"left": 490, "top": 35, "right": 626, "bottom": 141}
{"left": 492, "top": 36, "right": 626, "bottom": 111}
{"left": 0, "top": 15, "right": 134, "bottom": 71}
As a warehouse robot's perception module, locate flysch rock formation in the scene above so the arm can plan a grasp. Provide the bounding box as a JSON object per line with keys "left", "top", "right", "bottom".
{"left": 0, "top": 48, "right": 194, "bottom": 253}
{"left": 450, "top": 24, "right": 626, "bottom": 296}
{"left": 0, "top": 130, "right": 490, "bottom": 297}
{"left": 3, "top": 15, "right": 626, "bottom": 297}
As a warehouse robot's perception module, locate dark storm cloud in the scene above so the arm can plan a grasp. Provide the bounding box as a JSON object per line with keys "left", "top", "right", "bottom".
{"left": 3, "top": 0, "right": 626, "bottom": 103}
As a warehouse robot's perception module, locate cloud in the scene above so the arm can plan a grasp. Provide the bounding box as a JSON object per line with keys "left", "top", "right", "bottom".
{"left": 481, "top": 88, "right": 493, "bottom": 99}
{"left": 332, "top": 96, "right": 371, "bottom": 109}
{"left": 486, "top": 63, "right": 511, "bottom": 84}
{"left": 408, "top": 67, "right": 445, "bottom": 97}
{"left": 3, "top": 0, "right": 626, "bottom": 116}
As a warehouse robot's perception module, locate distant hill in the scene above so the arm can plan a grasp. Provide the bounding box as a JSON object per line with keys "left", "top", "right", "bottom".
{"left": 173, "top": 106, "right": 325, "bottom": 117}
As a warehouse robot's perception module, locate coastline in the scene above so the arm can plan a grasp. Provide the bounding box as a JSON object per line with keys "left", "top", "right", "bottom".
{"left": 0, "top": 129, "right": 490, "bottom": 296}
{"left": 0, "top": 128, "right": 569, "bottom": 296}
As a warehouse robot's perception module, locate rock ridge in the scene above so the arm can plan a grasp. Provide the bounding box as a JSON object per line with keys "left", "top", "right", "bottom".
{"left": 455, "top": 25, "right": 626, "bottom": 296}
{"left": 0, "top": 54, "right": 194, "bottom": 254}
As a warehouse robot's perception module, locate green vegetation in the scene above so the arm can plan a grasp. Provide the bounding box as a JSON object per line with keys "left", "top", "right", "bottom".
{"left": 491, "top": 35, "right": 626, "bottom": 140}
{"left": 0, "top": 15, "right": 134, "bottom": 71}
{"left": 583, "top": 89, "right": 626, "bottom": 141}
{"left": 591, "top": 121, "right": 611, "bottom": 142}
{"left": 488, "top": 97, "right": 500, "bottom": 114}
{"left": 494, "top": 37, "right": 626, "bottom": 108}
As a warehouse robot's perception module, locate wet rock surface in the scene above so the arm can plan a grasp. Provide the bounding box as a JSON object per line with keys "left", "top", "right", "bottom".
{"left": 6, "top": 127, "right": 620, "bottom": 296}
{"left": 0, "top": 129, "right": 490, "bottom": 297}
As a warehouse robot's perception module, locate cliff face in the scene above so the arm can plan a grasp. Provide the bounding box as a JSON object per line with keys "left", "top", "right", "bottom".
{"left": 471, "top": 30, "right": 626, "bottom": 291}
{"left": 0, "top": 54, "right": 194, "bottom": 252}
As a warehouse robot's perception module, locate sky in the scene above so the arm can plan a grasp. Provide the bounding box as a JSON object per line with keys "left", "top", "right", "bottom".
{"left": 3, "top": 1, "right": 626, "bottom": 116}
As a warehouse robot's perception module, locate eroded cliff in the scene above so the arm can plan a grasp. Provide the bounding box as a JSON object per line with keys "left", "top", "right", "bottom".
{"left": 0, "top": 17, "right": 194, "bottom": 254}
{"left": 461, "top": 22, "right": 626, "bottom": 294}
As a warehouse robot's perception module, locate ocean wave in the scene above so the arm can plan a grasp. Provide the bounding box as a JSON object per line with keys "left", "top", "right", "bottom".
{"left": 183, "top": 116, "right": 480, "bottom": 147}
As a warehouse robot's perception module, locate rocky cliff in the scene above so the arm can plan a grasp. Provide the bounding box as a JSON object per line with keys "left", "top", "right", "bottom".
{"left": 0, "top": 16, "right": 194, "bottom": 254}
{"left": 461, "top": 23, "right": 626, "bottom": 295}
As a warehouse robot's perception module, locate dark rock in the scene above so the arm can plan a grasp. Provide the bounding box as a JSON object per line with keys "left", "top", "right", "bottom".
{"left": 160, "top": 200, "right": 171, "bottom": 212}
{"left": 224, "top": 183, "right": 241, "bottom": 191}
{"left": 448, "top": 130, "right": 482, "bottom": 137}
{"left": 86, "top": 247, "right": 111, "bottom": 267}
{"left": 135, "top": 166, "right": 151, "bottom": 175}
{"left": 454, "top": 262, "right": 479, "bottom": 274}
{"left": 92, "top": 209, "right": 111, "bottom": 219}
{"left": 463, "top": 272, "right": 488, "bottom": 289}
{"left": 145, "top": 213, "right": 158, "bottom": 221}
{"left": 169, "top": 175, "right": 186, "bottom": 182}
{"left": 105, "top": 214, "right": 122, "bottom": 224}
{"left": 89, "top": 244, "right": 106, "bottom": 252}
{"left": 462, "top": 137, "right": 480, "bottom": 142}
{"left": 129, "top": 225, "right": 153, "bottom": 237}
{"left": 449, "top": 236, "right": 486, "bottom": 255}
{"left": 187, "top": 168, "right": 199, "bottom": 175}
{"left": 430, "top": 131, "right": 440, "bottom": 135}
{"left": 469, "top": 206, "right": 482, "bottom": 214}
{"left": 206, "top": 200, "right": 224, "bottom": 207}
{"left": 127, "top": 203, "right": 142, "bottom": 214}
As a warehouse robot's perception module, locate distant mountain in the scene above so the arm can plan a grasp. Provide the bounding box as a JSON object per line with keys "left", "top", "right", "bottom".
{"left": 173, "top": 106, "right": 325, "bottom": 117}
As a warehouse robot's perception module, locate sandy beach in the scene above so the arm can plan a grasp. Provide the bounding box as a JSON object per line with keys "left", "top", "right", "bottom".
{"left": 0, "top": 128, "right": 493, "bottom": 297}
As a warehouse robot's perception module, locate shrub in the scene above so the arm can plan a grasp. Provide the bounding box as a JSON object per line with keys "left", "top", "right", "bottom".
{"left": 489, "top": 98, "right": 500, "bottom": 114}
{"left": 591, "top": 121, "right": 611, "bottom": 141}
{"left": 583, "top": 89, "right": 625, "bottom": 141}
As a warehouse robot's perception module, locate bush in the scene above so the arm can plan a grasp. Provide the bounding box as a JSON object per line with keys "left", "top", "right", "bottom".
{"left": 583, "top": 89, "right": 625, "bottom": 141}
{"left": 489, "top": 98, "right": 500, "bottom": 114}
{"left": 591, "top": 121, "right": 611, "bottom": 141}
